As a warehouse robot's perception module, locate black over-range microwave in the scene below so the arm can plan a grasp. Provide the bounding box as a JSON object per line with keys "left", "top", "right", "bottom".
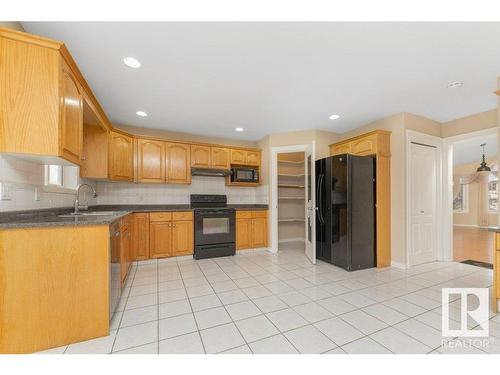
{"left": 231, "top": 167, "right": 259, "bottom": 183}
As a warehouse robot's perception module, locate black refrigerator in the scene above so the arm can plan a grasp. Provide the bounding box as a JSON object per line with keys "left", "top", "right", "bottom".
{"left": 315, "top": 154, "right": 376, "bottom": 271}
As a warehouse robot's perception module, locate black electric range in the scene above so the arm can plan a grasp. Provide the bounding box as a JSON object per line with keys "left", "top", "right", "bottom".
{"left": 190, "top": 195, "right": 236, "bottom": 260}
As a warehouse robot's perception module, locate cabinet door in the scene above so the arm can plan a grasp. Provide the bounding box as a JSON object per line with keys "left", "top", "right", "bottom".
{"left": 120, "top": 227, "right": 132, "bottom": 283}
{"left": 251, "top": 216, "right": 268, "bottom": 248}
{"left": 132, "top": 213, "right": 150, "bottom": 260}
{"left": 230, "top": 149, "right": 246, "bottom": 165}
{"left": 236, "top": 218, "right": 252, "bottom": 250}
{"left": 60, "top": 61, "right": 83, "bottom": 165}
{"left": 246, "top": 151, "right": 260, "bottom": 166}
{"left": 172, "top": 220, "right": 194, "bottom": 256}
{"left": 211, "top": 147, "right": 230, "bottom": 169}
{"left": 167, "top": 143, "right": 191, "bottom": 184}
{"left": 149, "top": 221, "right": 172, "bottom": 258}
{"left": 137, "top": 138, "right": 165, "bottom": 183}
{"left": 331, "top": 143, "right": 352, "bottom": 156}
{"left": 191, "top": 145, "right": 211, "bottom": 168}
{"left": 109, "top": 131, "right": 134, "bottom": 181}
{"left": 351, "top": 135, "right": 378, "bottom": 156}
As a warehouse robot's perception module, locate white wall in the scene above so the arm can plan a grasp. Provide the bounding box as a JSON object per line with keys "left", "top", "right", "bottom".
{"left": 95, "top": 176, "right": 268, "bottom": 206}
{"left": 0, "top": 155, "right": 97, "bottom": 212}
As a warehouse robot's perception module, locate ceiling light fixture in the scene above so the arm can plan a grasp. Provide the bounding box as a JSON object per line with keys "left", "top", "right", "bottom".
{"left": 329, "top": 114, "right": 340, "bottom": 120}
{"left": 123, "top": 57, "right": 141, "bottom": 68}
{"left": 447, "top": 81, "right": 464, "bottom": 89}
{"left": 235, "top": 127, "right": 244, "bottom": 132}
{"left": 136, "top": 111, "right": 148, "bottom": 117}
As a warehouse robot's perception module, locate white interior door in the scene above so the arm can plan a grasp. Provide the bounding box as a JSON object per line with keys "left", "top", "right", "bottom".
{"left": 304, "top": 144, "right": 316, "bottom": 264}
{"left": 409, "top": 142, "right": 438, "bottom": 266}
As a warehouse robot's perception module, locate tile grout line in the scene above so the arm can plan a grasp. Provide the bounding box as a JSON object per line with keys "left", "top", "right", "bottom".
{"left": 177, "top": 258, "right": 208, "bottom": 354}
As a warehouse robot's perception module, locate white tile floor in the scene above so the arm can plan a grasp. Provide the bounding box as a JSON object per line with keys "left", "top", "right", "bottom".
{"left": 40, "top": 248, "right": 499, "bottom": 354}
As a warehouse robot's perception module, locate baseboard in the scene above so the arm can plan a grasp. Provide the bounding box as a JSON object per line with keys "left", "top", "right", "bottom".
{"left": 453, "top": 224, "right": 480, "bottom": 228}
{"left": 236, "top": 247, "right": 270, "bottom": 254}
{"left": 391, "top": 261, "right": 408, "bottom": 270}
{"left": 278, "top": 237, "right": 305, "bottom": 244}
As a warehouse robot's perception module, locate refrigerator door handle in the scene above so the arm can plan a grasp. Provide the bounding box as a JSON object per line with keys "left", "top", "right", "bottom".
{"left": 317, "top": 173, "right": 325, "bottom": 225}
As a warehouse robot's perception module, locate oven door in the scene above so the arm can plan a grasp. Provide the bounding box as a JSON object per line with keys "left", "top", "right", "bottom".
{"left": 195, "top": 210, "right": 235, "bottom": 245}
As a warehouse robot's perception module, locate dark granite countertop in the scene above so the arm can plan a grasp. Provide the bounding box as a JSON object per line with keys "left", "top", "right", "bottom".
{"left": 0, "top": 204, "right": 269, "bottom": 229}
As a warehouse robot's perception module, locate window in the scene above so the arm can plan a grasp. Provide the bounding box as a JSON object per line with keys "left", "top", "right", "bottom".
{"left": 45, "top": 165, "right": 79, "bottom": 191}
{"left": 488, "top": 174, "right": 498, "bottom": 212}
{"left": 453, "top": 184, "right": 468, "bottom": 213}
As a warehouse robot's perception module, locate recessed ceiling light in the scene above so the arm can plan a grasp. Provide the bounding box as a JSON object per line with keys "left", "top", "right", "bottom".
{"left": 123, "top": 57, "right": 141, "bottom": 68}
{"left": 329, "top": 114, "right": 340, "bottom": 120}
{"left": 235, "top": 127, "right": 244, "bottom": 132}
{"left": 447, "top": 81, "right": 464, "bottom": 89}
{"left": 136, "top": 111, "right": 148, "bottom": 117}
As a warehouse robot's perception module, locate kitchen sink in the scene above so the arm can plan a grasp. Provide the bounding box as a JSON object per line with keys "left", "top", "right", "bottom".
{"left": 58, "top": 211, "right": 119, "bottom": 218}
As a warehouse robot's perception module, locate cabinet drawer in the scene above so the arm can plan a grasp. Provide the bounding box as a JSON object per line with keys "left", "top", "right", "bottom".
{"left": 236, "top": 211, "right": 252, "bottom": 219}
{"left": 150, "top": 212, "right": 173, "bottom": 222}
{"left": 252, "top": 210, "right": 267, "bottom": 218}
{"left": 172, "top": 211, "right": 193, "bottom": 221}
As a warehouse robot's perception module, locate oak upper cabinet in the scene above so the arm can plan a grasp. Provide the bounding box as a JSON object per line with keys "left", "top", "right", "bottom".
{"left": 109, "top": 131, "right": 134, "bottom": 181}
{"left": 211, "top": 147, "right": 230, "bottom": 169}
{"left": 246, "top": 150, "right": 260, "bottom": 166}
{"left": 0, "top": 29, "right": 87, "bottom": 165}
{"left": 167, "top": 143, "right": 191, "bottom": 184}
{"left": 330, "top": 142, "right": 352, "bottom": 156}
{"left": 137, "top": 138, "right": 165, "bottom": 183}
{"left": 230, "top": 149, "right": 246, "bottom": 165}
{"left": 351, "top": 134, "right": 378, "bottom": 156}
{"left": 149, "top": 221, "right": 173, "bottom": 258}
{"left": 191, "top": 145, "right": 211, "bottom": 168}
{"left": 236, "top": 211, "right": 268, "bottom": 250}
{"left": 131, "top": 213, "right": 150, "bottom": 261}
{"left": 59, "top": 60, "right": 83, "bottom": 165}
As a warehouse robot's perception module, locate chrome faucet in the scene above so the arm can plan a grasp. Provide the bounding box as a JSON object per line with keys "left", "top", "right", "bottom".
{"left": 73, "top": 183, "right": 98, "bottom": 214}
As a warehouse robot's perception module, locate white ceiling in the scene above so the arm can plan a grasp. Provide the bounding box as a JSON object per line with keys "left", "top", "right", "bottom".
{"left": 22, "top": 22, "right": 500, "bottom": 141}
{"left": 453, "top": 132, "right": 498, "bottom": 166}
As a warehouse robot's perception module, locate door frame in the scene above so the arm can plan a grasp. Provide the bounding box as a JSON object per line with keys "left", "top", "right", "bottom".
{"left": 270, "top": 142, "right": 316, "bottom": 261}
{"left": 405, "top": 130, "right": 443, "bottom": 267}
{"left": 441, "top": 126, "right": 499, "bottom": 262}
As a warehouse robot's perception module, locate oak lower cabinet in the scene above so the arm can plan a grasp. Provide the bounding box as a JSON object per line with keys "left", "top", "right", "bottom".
{"left": 131, "top": 213, "right": 150, "bottom": 260}
{"left": 236, "top": 210, "right": 268, "bottom": 250}
{"left": 109, "top": 131, "right": 134, "bottom": 181}
{"left": 149, "top": 211, "right": 194, "bottom": 258}
{"left": 120, "top": 216, "right": 133, "bottom": 284}
{"left": 149, "top": 221, "right": 173, "bottom": 258}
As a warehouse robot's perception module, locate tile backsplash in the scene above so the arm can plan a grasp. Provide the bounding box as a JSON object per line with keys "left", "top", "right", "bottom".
{"left": 96, "top": 176, "right": 269, "bottom": 205}
{"left": 0, "top": 155, "right": 97, "bottom": 212}
{"left": 0, "top": 155, "right": 268, "bottom": 211}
